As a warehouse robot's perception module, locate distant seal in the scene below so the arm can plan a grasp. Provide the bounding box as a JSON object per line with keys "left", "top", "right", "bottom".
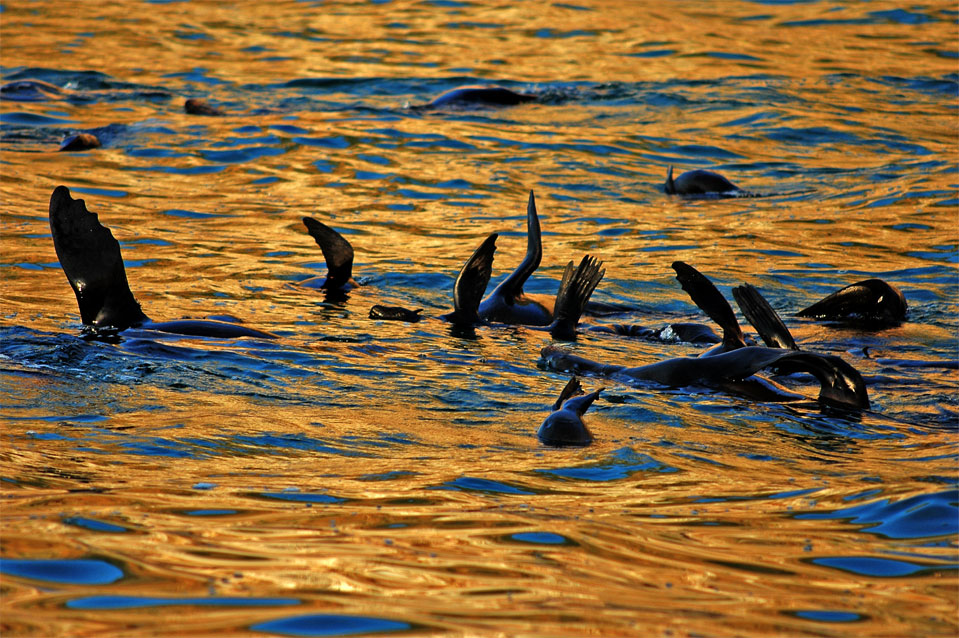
{"left": 49, "top": 186, "right": 274, "bottom": 339}
{"left": 797, "top": 279, "right": 907, "bottom": 327}
{"left": 664, "top": 165, "right": 758, "bottom": 197}
{"left": 58, "top": 133, "right": 102, "bottom": 152}
{"left": 537, "top": 377, "right": 602, "bottom": 447}
{"left": 300, "top": 217, "right": 358, "bottom": 292}
{"left": 417, "top": 85, "right": 536, "bottom": 110}
{"left": 184, "top": 98, "right": 224, "bottom": 116}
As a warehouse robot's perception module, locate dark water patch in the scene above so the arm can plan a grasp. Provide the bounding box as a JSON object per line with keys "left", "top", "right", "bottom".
{"left": 794, "top": 489, "right": 958, "bottom": 539}
{"left": 509, "top": 532, "right": 574, "bottom": 545}
{"left": 536, "top": 448, "right": 676, "bottom": 482}
{"left": 435, "top": 476, "right": 535, "bottom": 495}
{"left": 250, "top": 613, "right": 414, "bottom": 637}
{"left": 257, "top": 490, "right": 347, "bottom": 505}
{"left": 0, "top": 557, "right": 125, "bottom": 585}
{"left": 811, "top": 555, "right": 957, "bottom": 578}
{"left": 68, "top": 595, "right": 299, "bottom": 610}
{"left": 788, "top": 610, "right": 864, "bottom": 623}
{"left": 62, "top": 516, "right": 130, "bottom": 533}
{"left": 0, "top": 112, "right": 76, "bottom": 126}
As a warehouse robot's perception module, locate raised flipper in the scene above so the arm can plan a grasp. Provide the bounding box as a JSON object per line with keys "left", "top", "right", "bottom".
{"left": 671, "top": 261, "right": 746, "bottom": 352}
{"left": 49, "top": 186, "right": 147, "bottom": 330}
{"left": 484, "top": 190, "right": 542, "bottom": 306}
{"left": 538, "top": 376, "right": 602, "bottom": 447}
{"left": 664, "top": 165, "right": 677, "bottom": 194}
{"left": 550, "top": 255, "right": 606, "bottom": 340}
{"left": 797, "top": 279, "right": 907, "bottom": 326}
{"left": 775, "top": 351, "right": 870, "bottom": 410}
{"left": 732, "top": 284, "right": 799, "bottom": 350}
{"left": 302, "top": 217, "right": 355, "bottom": 291}
{"left": 448, "top": 233, "right": 498, "bottom": 326}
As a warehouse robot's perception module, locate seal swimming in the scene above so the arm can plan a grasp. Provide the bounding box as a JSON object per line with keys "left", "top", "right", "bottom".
{"left": 49, "top": 186, "right": 274, "bottom": 339}
{"left": 797, "top": 278, "right": 907, "bottom": 327}
{"left": 369, "top": 231, "right": 605, "bottom": 340}
{"left": 414, "top": 85, "right": 536, "bottom": 110}
{"left": 537, "top": 377, "right": 602, "bottom": 447}
{"left": 664, "top": 165, "right": 758, "bottom": 198}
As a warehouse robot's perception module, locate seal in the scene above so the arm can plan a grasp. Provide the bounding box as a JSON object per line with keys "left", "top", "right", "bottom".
{"left": 300, "top": 217, "right": 358, "bottom": 292}
{"left": 184, "top": 98, "right": 224, "bottom": 116}
{"left": 664, "top": 165, "right": 757, "bottom": 197}
{"left": 797, "top": 279, "right": 907, "bottom": 327}
{"left": 416, "top": 85, "right": 536, "bottom": 110}
{"left": 541, "top": 343, "right": 869, "bottom": 410}
{"left": 537, "top": 377, "right": 602, "bottom": 447}
{"left": 368, "top": 232, "right": 605, "bottom": 341}
{"left": 58, "top": 133, "right": 102, "bottom": 152}
{"left": 49, "top": 186, "right": 274, "bottom": 339}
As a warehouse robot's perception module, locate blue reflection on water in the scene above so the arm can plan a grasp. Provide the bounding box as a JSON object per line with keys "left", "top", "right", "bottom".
{"left": 0, "top": 558, "right": 124, "bottom": 585}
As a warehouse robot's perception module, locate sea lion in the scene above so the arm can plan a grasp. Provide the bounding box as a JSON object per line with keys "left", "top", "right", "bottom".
{"left": 537, "top": 377, "right": 602, "bottom": 447}
{"left": 184, "top": 98, "right": 224, "bottom": 116}
{"left": 58, "top": 133, "right": 102, "bottom": 152}
{"left": 49, "top": 186, "right": 274, "bottom": 339}
{"left": 664, "top": 166, "right": 758, "bottom": 198}
{"left": 369, "top": 232, "right": 605, "bottom": 340}
{"left": 541, "top": 343, "right": 869, "bottom": 410}
{"left": 300, "top": 217, "right": 358, "bottom": 292}
{"left": 415, "top": 85, "right": 536, "bottom": 110}
{"left": 797, "top": 279, "right": 907, "bottom": 327}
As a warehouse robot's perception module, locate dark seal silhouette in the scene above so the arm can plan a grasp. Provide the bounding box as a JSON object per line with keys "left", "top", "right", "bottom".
{"left": 300, "top": 217, "right": 358, "bottom": 292}
{"left": 415, "top": 85, "right": 536, "bottom": 110}
{"left": 664, "top": 166, "right": 759, "bottom": 197}
{"left": 797, "top": 279, "right": 907, "bottom": 327}
{"left": 537, "top": 377, "right": 602, "bottom": 447}
{"left": 58, "top": 133, "right": 102, "bottom": 152}
{"left": 49, "top": 186, "right": 274, "bottom": 339}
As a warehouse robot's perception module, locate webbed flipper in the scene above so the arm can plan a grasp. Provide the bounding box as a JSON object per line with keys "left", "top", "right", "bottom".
{"left": 732, "top": 283, "right": 799, "bottom": 350}
{"left": 550, "top": 255, "right": 606, "bottom": 340}
{"left": 671, "top": 261, "right": 746, "bottom": 352}
{"left": 302, "top": 217, "right": 355, "bottom": 291}
{"left": 485, "top": 190, "right": 542, "bottom": 306}
{"left": 49, "top": 186, "right": 146, "bottom": 330}
{"left": 450, "top": 233, "right": 498, "bottom": 325}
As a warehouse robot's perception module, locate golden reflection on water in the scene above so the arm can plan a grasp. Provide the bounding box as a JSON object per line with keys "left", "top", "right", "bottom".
{"left": 2, "top": 0, "right": 958, "bottom": 636}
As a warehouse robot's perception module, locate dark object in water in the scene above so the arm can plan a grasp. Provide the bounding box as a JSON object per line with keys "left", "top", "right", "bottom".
{"left": 48, "top": 186, "right": 274, "bottom": 339}
{"left": 664, "top": 165, "right": 757, "bottom": 197}
{"left": 419, "top": 85, "right": 536, "bottom": 110}
{"left": 184, "top": 98, "right": 224, "bottom": 116}
{"left": 301, "top": 217, "right": 358, "bottom": 292}
{"left": 369, "top": 305, "right": 422, "bottom": 322}
{"left": 797, "top": 279, "right": 907, "bottom": 327}
{"left": 58, "top": 133, "right": 102, "bottom": 152}
{"left": 537, "top": 377, "right": 602, "bottom": 447}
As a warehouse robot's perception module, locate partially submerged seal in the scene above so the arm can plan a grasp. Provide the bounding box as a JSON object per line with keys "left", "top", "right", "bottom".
{"left": 537, "top": 377, "right": 602, "bottom": 447}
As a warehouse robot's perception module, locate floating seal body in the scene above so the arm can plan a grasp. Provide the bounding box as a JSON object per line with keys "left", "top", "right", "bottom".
{"left": 537, "top": 377, "right": 602, "bottom": 447}
{"left": 58, "top": 133, "right": 102, "bottom": 152}
{"left": 664, "top": 166, "right": 756, "bottom": 197}
{"left": 49, "top": 186, "right": 273, "bottom": 339}
{"left": 184, "top": 98, "right": 224, "bottom": 116}
{"left": 300, "top": 217, "right": 358, "bottom": 292}
{"left": 541, "top": 344, "right": 869, "bottom": 410}
{"left": 422, "top": 85, "right": 536, "bottom": 109}
{"left": 797, "top": 279, "right": 907, "bottom": 327}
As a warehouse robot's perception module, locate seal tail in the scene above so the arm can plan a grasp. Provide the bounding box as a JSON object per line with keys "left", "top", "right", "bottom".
{"left": 550, "top": 255, "right": 606, "bottom": 340}
{"left": 48, "top": 186, "right": 147, "bottom": 330}
{"left": 488, "top": 190, "right": 542, "bottom": 303}
{"left": 450, "top": 233, "right": 498, "bottom": 325}
{"left": 671, "top": 261, "right": 746, "bottom": 351}
{"left": 732, "top": 284, "right": 799, "bottom": 350}
{"left": 302, "top": 217, "right": 355, "bottom": 291}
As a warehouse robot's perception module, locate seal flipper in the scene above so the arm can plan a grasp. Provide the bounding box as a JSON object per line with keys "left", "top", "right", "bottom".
{"left": 664, "top": 165, "right": 676, "bottom": 194}
{"left": 49, "top": 186, "right": 147, "bottom": 330}
{"left": 302, "top": 217, "right": 355, "bottom": 291}
{"left": 671, "top": 261, "right": 746, "bottom": 353}
{"left": 550, "top": 255, "right": 606, "bottom": 340}
{"left": 484, "top": 190, "right": 542, "bottom": 307}
{"left": 773, "top": 351, "right": 870, "bottom": 410}
{"left": 797, "top": 279, "right": 907, "bottom": 326}
{"left": 732, "top": 284, "right": 799, "bottom": 350}
{"left": 448, "top": 233, "right": 498, "bottom": 325}
{"left": 552, "top": 376, "right": 583, "bottom": 411}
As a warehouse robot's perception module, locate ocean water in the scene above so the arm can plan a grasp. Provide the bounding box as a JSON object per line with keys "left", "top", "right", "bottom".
{"left": 1, "top": 1, "right": 957, "bottom": 636}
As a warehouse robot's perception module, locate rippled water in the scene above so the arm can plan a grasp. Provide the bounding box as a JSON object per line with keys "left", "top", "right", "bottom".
{"left": 1, "top": 1, "right": 957, "bottom": 636}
